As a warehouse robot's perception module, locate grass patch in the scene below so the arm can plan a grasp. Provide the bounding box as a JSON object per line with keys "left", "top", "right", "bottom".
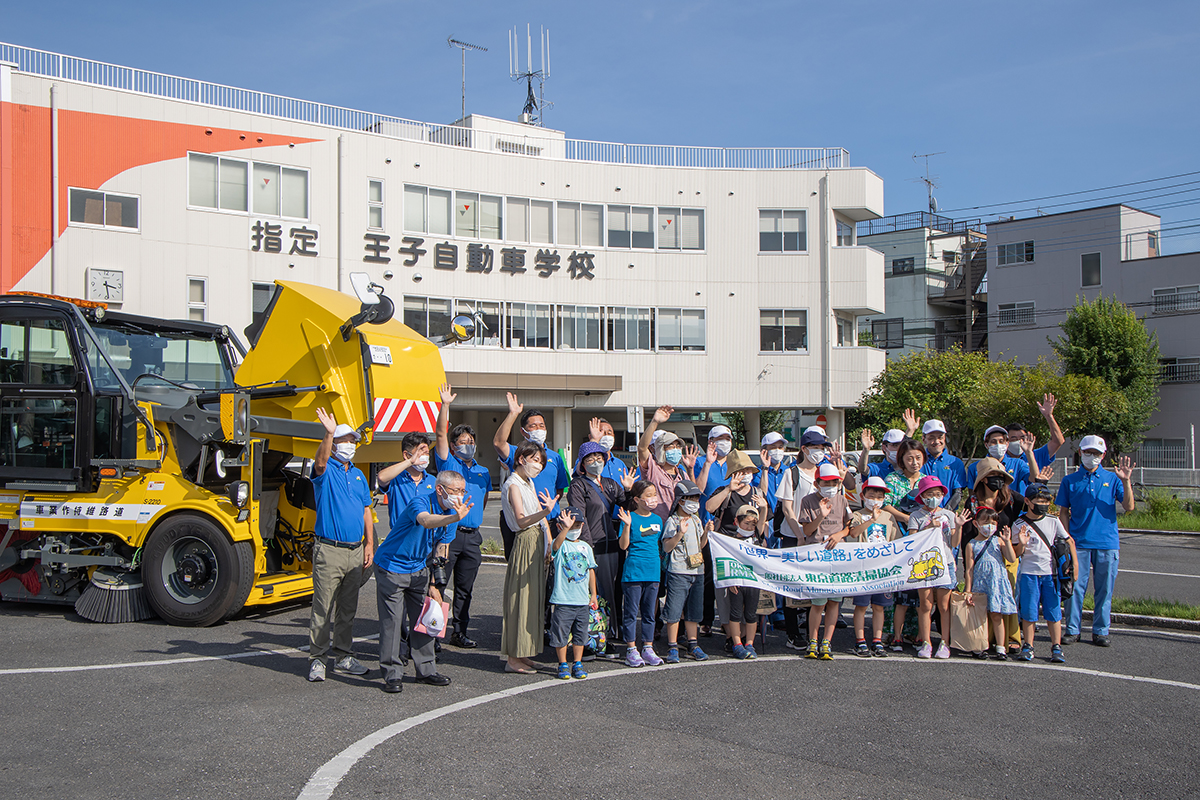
{"left": 1119, "top": 509, "right": 1200, "bottom": 532}
{"left": 1083, "top": 595, "right": 1200, "bottom": 620}
{"left": 480, "top": 538, "right": 503, "bottom": 556}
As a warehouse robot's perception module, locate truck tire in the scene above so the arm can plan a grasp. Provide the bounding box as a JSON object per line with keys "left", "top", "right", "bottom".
{"left": 222, "top": 540, "right": 257, "bottom": 621}
{"left": 142, "top": 514, "right": 247, "bottom": 627}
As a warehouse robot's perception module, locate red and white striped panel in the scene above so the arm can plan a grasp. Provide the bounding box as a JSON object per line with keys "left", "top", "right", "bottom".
{"left": 373, "top": 398, "right": 441, "bottom": 434}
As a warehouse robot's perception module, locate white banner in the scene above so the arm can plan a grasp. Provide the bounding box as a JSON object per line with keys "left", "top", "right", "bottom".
{"left": 709, "top": 526, "right": 952, "bottom": 599}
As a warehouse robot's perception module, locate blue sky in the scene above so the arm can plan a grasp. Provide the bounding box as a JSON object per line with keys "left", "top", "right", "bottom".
{"left": 7, "top": 0, "right": 1200, "bottom": 250}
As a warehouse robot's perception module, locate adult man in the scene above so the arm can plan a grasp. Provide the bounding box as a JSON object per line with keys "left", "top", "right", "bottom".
{"left": 579, "top": 416, "right": 629, "bottom": 485}
{"left": 919, "top": 419, "right": 968, "bottom": 509}
{"left": 374, "top": 470, "right": 470, "bottom": 693}
{"left": 967, "top": 425, "right": 1038, "bottom": 498}
{"left": 493, "top": 392, "right": 570, "bottom": 558}
{"left": 432, "top": 382, "right": 489, "bottom": 649}
{"left": 693, "top": 424, "right": 734, "bottom": 523}
{"left": 306, "top": 409, "right": 374, "bottom": 683}
{"left": 378, "top": 432, "right": 436, "bottom": 529}
{"left": 753, "top": 431, "right": 794, "bottom": 527}
{"left": 857, "top": 428, "right": 905, "bottom": 480}
{"left": 1006, "top": 393, "right": 1067, "bottom": 472}
{"left": 1058, "top": 436, "right": 1135, "bottom": 647}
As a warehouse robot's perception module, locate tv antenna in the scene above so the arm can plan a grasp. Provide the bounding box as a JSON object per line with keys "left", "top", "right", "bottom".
{"left": 912, "top": 151, "right": 945, "bottom": 214}
{"left": 448, "top": 37, "right": 487, "bottom": 124}
{"left": 509, "top": 23, "right": 552, "bottom": 126}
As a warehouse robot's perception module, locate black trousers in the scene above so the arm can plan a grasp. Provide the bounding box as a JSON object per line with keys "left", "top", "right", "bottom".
{"left": 779, "top": 535, "right": 805, "bottom": 640}
{"left": 702, "top": 540, "right": 715, "bottom": 627}
{"left": 445, "top": 526, "right": 483, "bottom": 635}
{"left": 592, "top": 544, "right": 623, "bottom": 644}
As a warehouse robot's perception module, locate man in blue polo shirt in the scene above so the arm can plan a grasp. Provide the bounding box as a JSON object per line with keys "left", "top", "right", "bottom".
{"left": 580, "top": 416, "right": 629, "bottom": 484}
{"left": 693, "top": 424, "right": 734, "bottom": 524}
{"left": 753, "top": 431, "right": 794, "bottom": 532}
{"left": 1005, "top": 393, "right": 1067, "bottom": 472}
{"left": 1058, "top": 435, "right": 1135, "bottom": 647}
{"left": 432, "top": 382, "right": 489, "bottom": 649}
{"left": 493, "top": 392, "right": 569, "bottom": 557}
{"left": 374, "top": 470, "right": 471, "bottom": 693}
{"left": 306, "top": 409, "right": 375, "bottom": 683}
{"left": 918, "top": 419, "right": 968, "bottom": 509}
{"left": 857, "top": 427, "right": 905, "bottom": 480}
{"left": 967, "top": 425, "right": 1040, "bottom": 498}
{"left": 378, "top": 432, "right": 436, "bottom": 529}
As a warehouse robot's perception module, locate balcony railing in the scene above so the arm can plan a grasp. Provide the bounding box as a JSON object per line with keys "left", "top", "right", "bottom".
{"left": 1153, "top": 291, "right": 1200, "bottom": 314}
{"left": 0, "top": 41, "right": 849, "bottom": 171}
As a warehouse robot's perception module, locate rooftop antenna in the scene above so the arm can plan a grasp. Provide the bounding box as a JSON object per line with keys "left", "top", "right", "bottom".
{"left": 912, "top": 151, "right": 945, "bottom": 214}
{"left": 448, "top": 36, "right": 487, "bottom": 124}
{"left": 509, "top": 23, "right": 552, "bottom": 125}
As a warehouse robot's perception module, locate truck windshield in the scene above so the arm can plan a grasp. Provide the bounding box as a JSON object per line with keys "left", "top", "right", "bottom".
{"left": 90, "top": 324, "right": 235, "bottom": 390}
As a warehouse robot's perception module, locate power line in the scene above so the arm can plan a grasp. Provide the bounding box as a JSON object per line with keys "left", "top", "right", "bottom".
{"left": 938, "top": 170, "right": 1200, "bottom": 214}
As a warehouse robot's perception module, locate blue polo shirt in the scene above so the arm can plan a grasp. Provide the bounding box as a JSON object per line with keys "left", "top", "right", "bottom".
{"left": 1055, "top": 466, "right": 1125, "bottom": 550}
{"left": 752, "top": 458, "right": 795, "bottom": 513}
{"left": 503, "top": 443, "right": 569, "bottom": 519}
{"left": 868, "top": 459, "right": 896, "bottom": 480}
{"left": 967, "top": 455, "right": 1032, "bottom": 498}
{"left": 311, "top": 458, "right": 371, "bottom": 544}
{"left": 1033, "top": 444, "right": 1053, "bottom": 471}
{"left": 922, "top": 451, "right": 967, "bottom": 507}
{"left": 435, "top": 450, "right": 489, "bottom": 529}
{"left": 375, "top": 493, "right": 459, "bottom": 574}
{"left": 383, "top": 471, "right": 436, "bottom": 531}
{"left": 693, "top": 454, "right": 729, "bottom": 523}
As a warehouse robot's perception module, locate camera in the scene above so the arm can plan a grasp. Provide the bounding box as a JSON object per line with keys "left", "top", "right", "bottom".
{"left": 430, "top": 556, "right": 450, "bottom": 588}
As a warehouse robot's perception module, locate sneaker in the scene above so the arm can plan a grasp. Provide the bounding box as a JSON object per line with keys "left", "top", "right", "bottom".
{"left": 664, "top": 647, "right": 680, "bottom": 664}
{"left": 805, "top": 641, "right": 820, "bottom": 659}
{"left": 1062, "top": 633, "right": 1081, "bottom": 645}
{"left": 1017, "top": 644, "right": 1034, "bottom": 662}
{"left": 625, "top": 648, "right": 645, "bottom": 668}
{"left": 785, "top": 637, "right": 807, "bottom": 651}
{"left": 916, "top": 642, "right": 933, "bottom": 659}
{"left": 872, "top": 642, "right": 888, "bottom": 658}
{"left": 935, "top": 642, "right": 951, "bottom": 660}
{"left": 571, "top": 661, "right": 589, "bottom": 679}
{"left": 307, "top": 659, "right": 326, "bottom": 682}
{"left": 1051, "top": 645, "right": 1066, "bottom": 663}
{"left": 854, "top": 642, "right": 870, "bottom": 658}
{"left": 641, "top": 646, "right": 664, "bottom": 666}
{"left": 689, "top": 644, "right": 708, "bottom": 661}
{"left": 1094, "top": 635, "right": 1111, "bottom": 647}
{"left": 557, "top": 662, "right": 571, "bottom": 680}
{"left": 333, "top": 656, "right": 369, "bottom": 676}
{"left": 819, "top": 640, "right": 833, "bottom": 661}
{"left": 890, "top": 638, "right": 905, "bottom": 653}
{"left": 993, "top": 646, "right": 1008, "bottom": 661}
{"left": 732, "top": 644, "right": 751, "bottom": 660}
{"left": 744, "top": 645, "right": 758, "bottom": 659}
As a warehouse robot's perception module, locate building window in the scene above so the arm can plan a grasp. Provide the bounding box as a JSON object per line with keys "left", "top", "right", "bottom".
{"left": 942, "top": 250, "right": 958, "bottom": 264}
{"left": 402, "top": 295, "right": 453, "bottom": 340}
{"left": 759, "top": 309, "right": 807, "bottom": 352}
{"left": 871, "top": 317, "right": 904, "bottom": 349}
{"left": 188, "top": 153, "right": 307, "bottom": 219}
{"left": 452, "top": 299, "right": 502, "bottom": 347}
{"left": 1081, "top": 252, "right": 1102, "bottom": 287}
{"left": 506, "top": 302, "right": 552, "bottom": 348}
{"left": 506, "top": 198, "right": 553, "bottom": 244}
{"left": 187, "top": 278, "right": 207, "bottom": 322}
{"left": 836, "top": 220, "right": 854, "bottom": 247}
{"left": 607, "top": 205, "right": 654, "bottom": 249}
{"left": 251, "top": 282, "right": 274, "bottom": 328}
{"left": 368, "top": 179, "right": 384, "bottom": 230}
{"left": 658, "top": 208, "right": 705, "bottom": 250}
{"left": 403, "top": 185, "right": 452, "bottom": 235}
{"left": 1159, "top": 357, "right": 1200, "bottom": 384}
{"left": 557, "top": 305, "right": 603, "bottom": 351}
{"left": 607, "top": 307, "right": 654, "bottom": 351}
{"left": 1153, "top": 285, "right": 1200, "bottom": 314}
{"left": 1148, "top": 230, "right": 1160, "bottom": 256}
{"left": 68, "top": 188, "right": 139, "bottom": 230}
{"left": 658, "top": 309, "right": 705, "bottom": 352}
{"left": 455, "top": 192, "right": 502, "bottom": 240}
{"left": 997, "top": 240, "right": 1035, "bottom": 266}
{"left": 997, "top": 301, "right": 1035, "bottom": 327}
{"left": 891, "top": 257, "right": 915, "bottom": 275}
{"left": 836, "top": 315, "right": 854, "bottom": 347}
{"left": 557, "top": 202, "right": 604, "bottom": 247}
{"left": 759, "top": 210, "right": 807, "bottom": 252}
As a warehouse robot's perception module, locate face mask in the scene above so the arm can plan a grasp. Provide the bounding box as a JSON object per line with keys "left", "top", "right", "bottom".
{"left": 984, "top": 476, "right": 1005, "bottom": 491}
{"left": 804, "top": 448, "right": 823, "bottom": 465}
{"left": 1031, "top": 502, "right": 1051, "bottom": 516}
{"left": 525, "top": 428, "right": 547, "bottom": 445}
{"left": 978, "top": 523, "right": 997, "bottom": 537}
{"left": 565, "top": 527, "right": 582, "bottom": 541}
{"left": 599, "top": 435, "right": 615, "bottom": 451}
{"left": 1081, "top": 453, "right": 1102, "bottom": 470}
{"left": 738, "top": 472, "right": 755, "bottom": 487}
{"left": 884, "top": 449, "right": 898, "bottom": 464}
{"left": 664, "top": 448, "right": 683, "bottom": 466}
{"left": 737, "top": 523, "right": 757, "bottom": 538}
{"left": 714, "top": 440, "right": 732, "bottom": 457}
{"left": 818, "top": 486, "right": 839, "bottom": 499}
{"left": 769, "top": 449, "right": 785, "bottom": 466}
{"left": 681, "top": 499, "right": 700, "bottom": 515}
{"left": 523, "top": 460, "right": 543, "bottom": 478}
{"left": 987, "top": 443, "right": 1006, "bottom": 459}
{"left": 864, "top": 498, "right": 884, "bottom": 510}
{"left": 454, "top": 443, "right": 476, "bottom": 462}
{"left": 923, "top": 495, "right": 943, "bottom": 509}
{"left": 1007, "top": 442, "right": 1024, "bottom": 458}
{"left": 584, "top": 460, "right": 603, "bottom": 477}
{"left": 413, "top": 455, "right": 430, "bottom": 471}
{"left": 440, "top": 493, "right": 462, "bottom": 510}
{"left": 334, "top": 442, "right": 357, "bottom": 462}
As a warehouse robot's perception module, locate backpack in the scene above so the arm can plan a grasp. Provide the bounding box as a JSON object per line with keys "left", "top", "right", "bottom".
{"left": 1023, "top": 516, "right": 1075, "bottom": 599}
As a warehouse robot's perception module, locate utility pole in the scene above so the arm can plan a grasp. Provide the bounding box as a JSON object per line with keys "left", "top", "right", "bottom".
{"left": 448, "top": 37, "right": 487, "bottom": 123}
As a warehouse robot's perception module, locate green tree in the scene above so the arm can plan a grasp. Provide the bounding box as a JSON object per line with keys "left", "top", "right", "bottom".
{"left": 1050, "top": 295, "right": 1160, "bottom": 454}
{"left": 721, "top": 410, "right": 794, "bottom": 449}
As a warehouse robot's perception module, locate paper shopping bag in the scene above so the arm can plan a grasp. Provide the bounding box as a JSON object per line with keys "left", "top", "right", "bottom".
{"left": 756, "top": 590, "right": 778, "bottom": 616}
{"left": 413, "top": 597, "right": 451, "bottom": 639}
{"left": 948, "top": 591, "right": 989, "bottom": 652}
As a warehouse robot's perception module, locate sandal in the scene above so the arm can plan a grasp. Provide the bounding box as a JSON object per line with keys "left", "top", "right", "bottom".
{"left": 504, "top": 661, "right": 536, "bottom": 674}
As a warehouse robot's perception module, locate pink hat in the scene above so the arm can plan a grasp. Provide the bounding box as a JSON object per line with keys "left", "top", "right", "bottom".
{"left": 915, "top": 475, "right": 946, "bottom": 498}
{"left": 816, "top": 463, "right": 841, "bottom": 481}
{"left": 863, "top": 476, "right": 888, "bottom": 492}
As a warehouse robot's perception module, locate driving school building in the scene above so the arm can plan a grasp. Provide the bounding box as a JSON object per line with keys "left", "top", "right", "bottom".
{"left": 0, "top": 42, "right": 887, "bottom": 481}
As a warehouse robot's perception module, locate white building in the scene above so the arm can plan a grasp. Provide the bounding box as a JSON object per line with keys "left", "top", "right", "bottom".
{"left": 0, "top": 42, "right": 887, "bottom": 480}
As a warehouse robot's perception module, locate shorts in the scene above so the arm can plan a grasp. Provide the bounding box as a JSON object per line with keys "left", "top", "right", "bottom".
{"left": 662, "top": 572, "right": 704, "bottom": 624}
{"left": 1018, "top": 573, "right": 1063, "bottom": 623}
{"left": 549, "top": 604, "right": 591, "bottom": 648}
{"left": 716, "top": 586, "right": 761, "bottom": 624}
{"left": 853, "top": 593, "right": 894, "bottom": 608}
{"left": 809, "top": 596, "right": 843, "bottom": 606}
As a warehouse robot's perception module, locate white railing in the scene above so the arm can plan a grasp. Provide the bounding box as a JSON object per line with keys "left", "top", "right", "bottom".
{"left": 0, "top": 41, "right": 849, "bottom": 170}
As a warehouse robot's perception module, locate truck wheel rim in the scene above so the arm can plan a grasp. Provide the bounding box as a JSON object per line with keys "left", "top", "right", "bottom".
{"left": 160, "top": 536, "right": 220, "bottom": 604}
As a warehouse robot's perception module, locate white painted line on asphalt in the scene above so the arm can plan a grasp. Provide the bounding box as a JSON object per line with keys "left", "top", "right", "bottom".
{"left": 1120, "top": 568, "right": 1200, "bottom": 579}
{"left": 294, "top": 652, "right": 1200, "bottom": 800}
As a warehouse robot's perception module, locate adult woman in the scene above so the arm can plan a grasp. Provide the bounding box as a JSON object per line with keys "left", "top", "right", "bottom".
{"left": 566, "top": 441, "right": 635, "bottom": 653}
{"left": 500, "top": 440, "right": 559, "bottom": 674}
{"left": 883, "top": 439, "right": 926, "bottom": 525}
{"left": 962, "top": 457, "right": 1024, "bottom": 655}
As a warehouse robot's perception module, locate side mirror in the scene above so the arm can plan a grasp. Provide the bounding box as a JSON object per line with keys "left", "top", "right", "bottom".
{"left": 430, "top": 314, "right": 476, "bottom": 347}
{"left": 348, "top": 272, "right": 380, "bottom": 305}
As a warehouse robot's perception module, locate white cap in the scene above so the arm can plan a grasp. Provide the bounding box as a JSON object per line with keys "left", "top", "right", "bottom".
{"left": 864, "top": 475, "right": 888, "bottom": 491}
{"left": 761, "top": 431, "right": 786, "bottom": 447}
{"left": 922, "top": 420, "right": 947, "bottom": 435}
{"left": 650, "top": 430, "right": 664, "bottom": 444}
{"left": 333, "top": 423, "right": 361, "bottom": 442}
{"left": 418, "top": 599, "right": 446, "bottom": 635}
{"left": 816, "top": 463, "right": 841, "bottom": 481}
{"left": 708, "top": 425, "right": 732, "bottom": 440}
{"left": 983, "top": 425, "right": 1008, "bottom": 440}
{"left": 882, "top": 429, "right": 905, "bottom": 444}
{"left": 1080, "top": 434, "right": 1107, "bottom": 454}
{"left": 804, "top": 425, "right": 826, "bottom": 435}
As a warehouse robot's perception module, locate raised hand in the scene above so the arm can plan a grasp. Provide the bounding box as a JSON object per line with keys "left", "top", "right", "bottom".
{"left": 1016, "top": 527, "right": 1030, "bottom": 546}
{"left": 1021, "top": 437, "right": 1034, "bottom": 454}
{"left": 315, "top": 407, "right": 338, "bottom": 435}
{"left": 678, "top": 516, "right": 691, "bottom": 533}
{"left": 753, "top": 489, "right": 767, "bottom": 508}
{"left": 759, "top": 449, "right": 770, "bottom": 469}
{"left": 999, "top": 525, "right": 1012, "bottom": 543}
{"left": 818, "top": 496, "right": 833, "bottom": 518}
{"left": 538, "top": 489, "right": 559, "bottom": 513}
{"left": 506, "top": 392, "right": 523, "bottom": 415}
{"left": 616, "top": 507, "right": 632, "bottom": 528}
{"left": 589, "top": 417, "right": 603, "bottom": 442}
{"left": 620, "top": 469, "right": 637, "bottom": 490}
{"left": 860, "top": 428, "right": 875, "bottom": 450}
{"left": 902, "top": 408, "right": 921, "bottom": 436}
{"left": 558, "top": 509, "right": 577, "bottom": 532}
{"left": 1037, "top": 465, "right": 1055, "bottom": 482}
{"left": 954, "top": 510, "right": 971, "bottom": 529}
{"left": 682, "top": 445, "right": 701, "bottom": 469}
{"left": 439, "top": 383, "right": 457, "bottom": 405}
{"left": 653, "top": 405, "right": 673, "bottom": 424}
{"left": 1038, "top": 393, "right": 1057, "bottom": 418}
{"left": 1115, "top": 455, "right": 1135, "bottom": 481}
{"left": 706, "top": 439, "right": 718, "bottom": 462}
{"left": 451, "top": 497, "right": 473, "bottom": 521}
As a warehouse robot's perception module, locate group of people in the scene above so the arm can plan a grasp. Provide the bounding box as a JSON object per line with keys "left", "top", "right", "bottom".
{"left": 303, "top": 388, "right": 1135, "bottom": 691}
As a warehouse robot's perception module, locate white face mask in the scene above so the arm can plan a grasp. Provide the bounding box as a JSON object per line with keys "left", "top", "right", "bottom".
{"left": 413, "top": 455, "right": 430, "bottom": 471}
{"left": 737, "top": 471, "right": 755, "bottom": 487}
{"left": 884, "top": 448, "right": 898, "bottom": 464}
{"left": 440, "top": 492, "right": 462, "bottom": 510}
{"left": 713, "top": 440, "right": 732, "bottom": 457}
{"left": 522, "top": 460, "right": 543, "bottom": 478}
{"left": 524, "top": 428, "right": 547, "bottom": 445}
{"left": 769, "top": 449, "right": 785, "bottom": 466}
{"left": 923, "top": 495, "right": 943, "bottom": 510}
{"left": 681, "top": 499, "right": 700, "bottom": 515}
{"left": 978, "top": 523, "right": 997, "bottom": 537}
{"left": 987, "top": 443, "right": 1006, "bottom": 459}
{"left": 737, "top": 523, "right": 757, "bottom": 538}
{"left": 804, "top": 448, "right": 823, "bottom": 465}
{"left": 334, "top": 442, "right": 357, "bottom": 462}
{"left": 565, "top": 527, "right": 582, "bottom": 541}
{"left": 584, "top": 459, "right": 604, "bottom": 477}
{"left": 864, "top": 498, "right": 884, "bottom": 510}
{"left": 1007, "top": 442, "right": 1024, "bottom": 457}
{"left": 1081, "top": 453, "right": 1102, "bottom": 470}
{"left": 818, "top": 486, "right": 839, "bottom": 499}
{"left": 599, "top": 435, "right": 615, "bottom": 451}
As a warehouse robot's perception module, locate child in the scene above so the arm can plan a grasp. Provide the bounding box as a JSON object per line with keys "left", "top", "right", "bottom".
{"left": 660, "top": 479, "right": 711, "bottom": 663}
{"left": 548, "top": 508, "right": 598, "bottom": 679}
{"left": 616, "top": 481, "right": 665, "bottom": 668}
{"left": 907, "top": 475, "right": 965, "bottom": 659}
{"left": 848, "top": 476, "right": 900, "bottom": 657}
{"left": 797, "top": 462, "right": 852, "bottom": 660}
{"left": 964, "top": 506, "right": 1018, "bottom": 660}
{"left": 1012, "top": 483, "right": 1078, "bottom": 663}
{"left": 714, "top": 500, "right": 769, "bottom": 659}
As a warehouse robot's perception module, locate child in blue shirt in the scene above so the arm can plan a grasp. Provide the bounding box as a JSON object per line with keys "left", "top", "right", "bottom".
{"left": 548, "top": 508, "right": 598, "bottom": 680}
{"left": 617, "top": 480, "right": 665, "bottom": 668}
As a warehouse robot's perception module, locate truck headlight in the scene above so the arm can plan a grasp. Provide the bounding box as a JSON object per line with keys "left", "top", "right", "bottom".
{"left": 227, "top": 480, "right": 250, "bottom": 509}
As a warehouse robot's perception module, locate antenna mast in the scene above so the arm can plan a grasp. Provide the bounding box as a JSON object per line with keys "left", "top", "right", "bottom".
{"left": 912, "top": 151, "right": 945, "bottom": 214}
{"left": 509, "top": 23, "right": 552, "bottom": 126}
{"left": 448, "top": 36, "right": 488, "bottom": 124}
